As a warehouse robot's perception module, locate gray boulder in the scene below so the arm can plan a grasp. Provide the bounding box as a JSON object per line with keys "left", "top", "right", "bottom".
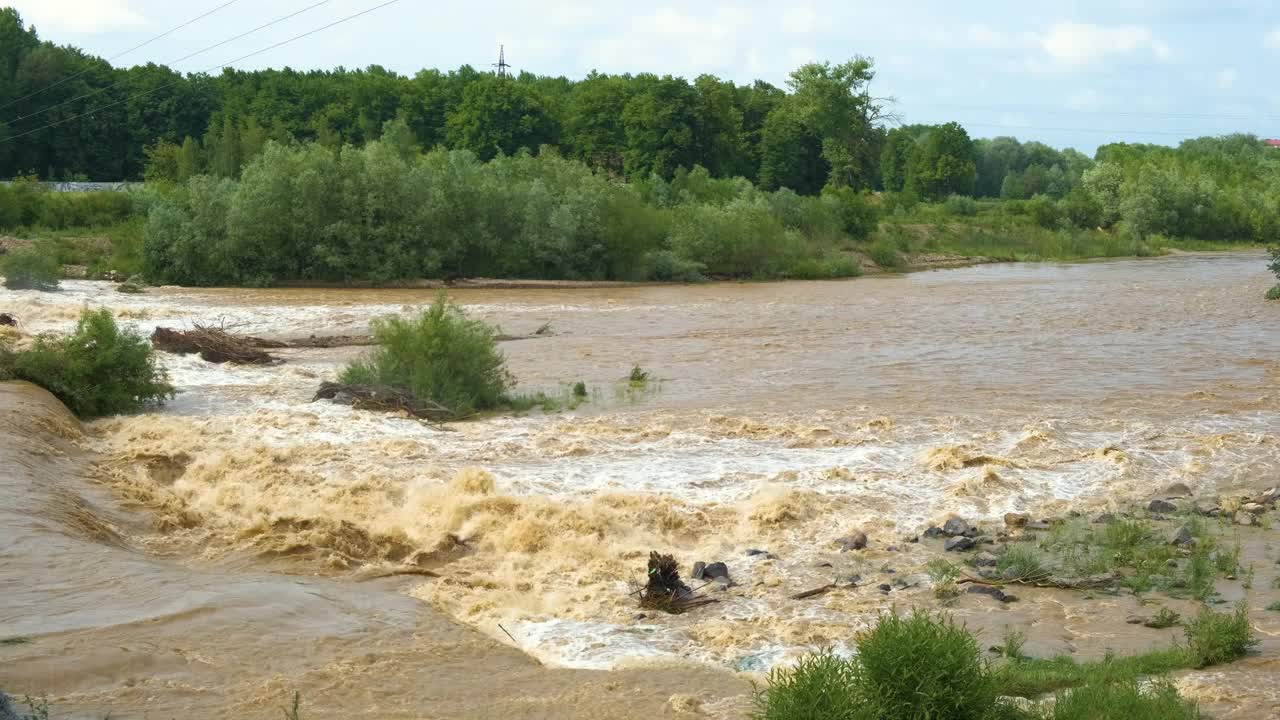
{"left": 944, "top": 536, "right": 976, "bottom": 552}
{"left": 1148, "top": 499, "right": 1178, "bottom": 514}
{"left": 942, "top": 517, "right": 973, "bottom": 537}
{"left": 836, "top": 531, "right": 869, "bottom": 551}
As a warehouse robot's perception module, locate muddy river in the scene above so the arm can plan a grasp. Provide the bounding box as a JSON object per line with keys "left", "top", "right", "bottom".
{"left": 2, "top": 253, "right": 1278, "bottom": 718}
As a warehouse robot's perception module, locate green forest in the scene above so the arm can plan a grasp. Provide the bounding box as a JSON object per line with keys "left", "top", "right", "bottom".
{"left": 0, "top": 7, "right": 1277, "bottom": 285}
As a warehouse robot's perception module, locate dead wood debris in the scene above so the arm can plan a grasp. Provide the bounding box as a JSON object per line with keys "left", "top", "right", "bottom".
{"left": 151, "top": 325, "right": 281, "bottom": 365}
{"left": 638, "top": 551, "right": 718, "bottom": 614}
{"left": 312, "top": 381, "right": 457, "bottom": 422}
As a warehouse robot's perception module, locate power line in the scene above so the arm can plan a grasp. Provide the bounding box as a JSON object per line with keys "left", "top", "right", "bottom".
{"left": 0, "top": 0, "right": 243, "bottom": 113}
{"left": 0, "top": 0, "right": 403, "bottom": 146}
{"left": 906, "top": 101, "right": 1280, "bottom": 125}
{"left": 8, "top": 0, "right": 331, "bottom": 126}
{"left": 956, "top": 121, "right": 1266, "bottom": 139}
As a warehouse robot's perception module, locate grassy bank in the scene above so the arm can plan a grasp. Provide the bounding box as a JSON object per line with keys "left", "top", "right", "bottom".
{"left": 754, "top": 605, "right": 1257, "bottom": 719}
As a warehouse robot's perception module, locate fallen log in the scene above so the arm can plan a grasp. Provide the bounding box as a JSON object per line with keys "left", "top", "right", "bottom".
{"left": 790, "top": 583, "right": 838, "bottom": 600}
{"left": 245, "top": 334, "right": 376, "bottom": 349}
{"left": 151, "top": 325, "right": 281, "bottom": 365}
{"left": 312, "top": 381, "right": 456, "bottom": 422}
{"left": 957, "top": 571, "right": 1121, "bottom": 591}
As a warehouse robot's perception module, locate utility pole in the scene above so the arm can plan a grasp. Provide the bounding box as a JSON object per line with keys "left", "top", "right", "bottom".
{"left": 493, "top": 45, "right": 511, "bottom": 78}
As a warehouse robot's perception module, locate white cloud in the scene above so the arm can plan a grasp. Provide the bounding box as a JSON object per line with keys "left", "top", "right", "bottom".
{"left": 11, "top": 0, "right": 147, "bottom": 34}
{"left": 584, "top": 6, "right": 754, "bottom": 78}
{"left": 781, "top": 6, "right": 817, "bottom": 35}
{"left": 1067, "top": 89, "right": 1102, "bottom": 110}
{"left": 1266, "top": 27, "right": 1280, "bottom": 50}
{"left": 1038, "top": 22, "right": 1171, "bottom": 67}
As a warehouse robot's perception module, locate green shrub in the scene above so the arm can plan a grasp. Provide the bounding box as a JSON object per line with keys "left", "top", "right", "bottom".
{"left": 753, "top": 650, "right": 866, "bottom": 720}
{"left": 1267, "top": 285, "right": 1280, "bottom": 301}
{"left": 788, "top": 255, "right": 862, "bottom": 280}
{"left": 340, "top": 294, "right": 513, "bottom": 416}
{"left": 641, "top": 250, "right": 705, "bottom": 282}
{"left": 858, "top": 610, "right": 1000, "bottom": 719}
{"left": 1183, "top": 604, "right": 1258, "bottom": 668}
{"left": 824, "top": 187, "right": 880, "bottom": 240}
{"left": 1026, "top": 195, "right": 1062, "bottom": 230}
{"left": 1045, "top": 678, "right": 1199, "bottom": 720}
{"left": 753, "top": 611, "right": 1007, "bottom": 720}
{"left": 7, "top": 308, "right": 173, "bottom": 417}
{"left": 868, "top": 238, "right": 904, "bottom": 271}
{"left": 2, "top": 247, "right": 61, "bottom": 290}
{"left": 943, "top": 194, "right": 979, "bottom": 217}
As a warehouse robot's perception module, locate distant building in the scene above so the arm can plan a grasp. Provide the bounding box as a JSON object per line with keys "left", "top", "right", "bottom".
{"left": 1266, "top": 139, "right": 1280, "bottom": 148}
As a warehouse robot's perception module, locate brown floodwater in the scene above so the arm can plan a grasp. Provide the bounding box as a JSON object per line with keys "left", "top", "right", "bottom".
{"left": 2, "top": 252, "right": 1278, "bottom": 717}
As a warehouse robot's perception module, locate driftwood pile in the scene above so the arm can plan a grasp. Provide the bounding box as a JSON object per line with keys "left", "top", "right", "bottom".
{"left": 312, "top": 381, "right": 457, "bottom": 422}
{"left": 638, "top": 551, "right": 717, "bottom": 614}
{"left": 151, "top": 326, "right": 281, "bottom": 365}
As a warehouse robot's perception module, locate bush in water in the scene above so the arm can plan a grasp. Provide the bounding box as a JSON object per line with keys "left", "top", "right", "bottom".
{"left": 754, "top": 610, "right": 1008, "bottom": 720}
{"left": 340, "top": 293, "right": 513, "bottom": 416}
{"left": 4, "top": 308, "right": 173, "bottom": 417}
{"left": 1, "top": 246, "right": 60, "bottom": 291}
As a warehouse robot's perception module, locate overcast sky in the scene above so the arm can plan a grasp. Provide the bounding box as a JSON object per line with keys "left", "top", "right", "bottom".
{"left": 10, "top": 0, "right": 1280, "bottom": 154}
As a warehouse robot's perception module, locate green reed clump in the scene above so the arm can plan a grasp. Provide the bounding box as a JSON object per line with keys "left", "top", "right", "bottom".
{"left": 1041, "top": 678, "right": 1199, "bottom": 720}
{"left": 1183, "top": 603, "right": 1258, "bottom": 668}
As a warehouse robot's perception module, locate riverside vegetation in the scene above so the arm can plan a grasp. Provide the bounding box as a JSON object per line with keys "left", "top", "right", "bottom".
{"left": 1, "top": 6, "right": 1277, "bottom": 286}
{"left": 753, "top": 606, "right": 1257, "bottom": 720}
{"left": 0, "top": 308, "right": 172, "bottom": 417}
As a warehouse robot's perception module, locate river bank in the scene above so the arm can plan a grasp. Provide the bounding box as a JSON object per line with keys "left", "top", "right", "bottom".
{"left": 2, "top": 254, "right": 1278, "bottom": 717}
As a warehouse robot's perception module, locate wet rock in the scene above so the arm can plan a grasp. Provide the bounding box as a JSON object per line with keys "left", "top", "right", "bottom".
{"left": 1242, "top": 503, "right": 1266, "bottom": 516}
{"left": 1025, "top": 521, "right": 1053, "bottom": 532}
{"left": 1169, "top": 525, "right": 1195, "bottom": 547}
{"left": 1148, "top": 499, "right": 1178, "bottom": 514}
{"left": 1162, "top": 482, "right": 1193, "bottom": 498}
{"left": 744, "top": 548, "right": 769, "bottom": 556}
{"left": 1235, "top": 512, "right": 1256, "bottom": 527}
{"left": 1004, "top": 512, "right": 1030, "bottom": 529}
{"left": 967, "top": 585, "right": 1016, "bottom": 603}
{"left": 711, "top": 577, "right": 732, "bottom": 592}
{"left": 836, "top": 532, "right": 869, "bottom": 552}
{"left": 923, "top": 526, "right": 944, "bottom": 539}
{"left": 0, "top": 693, "right": 18, "bottom": 720}
{"left": 691, "top": 561, "right": 707, "bottom": 580}
{"left": 945, "top": 536, "right": 976, "bottom": 552}
{"left": 892, "top": 578, "right": 909, "bottom": 589}
{"left": 1253, "top": 487, "right": 1279, "bottom": 505}
{"left": 703, "top": 562, "right": 730, "bottom": 581}
{"left": 943, "top": 517, "right": 973, "bottom": 537}
{"left": 882, "top": 567, "right": 897, "bottom": 575}
{"left": 635, "top": 612, "right": 649, "bottom": 620}
{"left": 1092, "top": 513, "right": 1116, "bottom": 524}
{"left": 885, "top": 545, "right": 900, "bottom": 553}
{"left": 975, "top": 551, "right": 999, "bottom": 567}
{"left": 878, "top": 583, "right": 892, "bottom": 593}
{"left": 1191, "top": 500, "right": 1221, "bottom": 517}
{"left": 1126, "top": 615, "right": 1145, "bottom": 625}
{"left": 814, "top": 561, "right": 833, "bottom": 568}
{"left": 1001, "top": 567, "right": 1022, "bottom": 581}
